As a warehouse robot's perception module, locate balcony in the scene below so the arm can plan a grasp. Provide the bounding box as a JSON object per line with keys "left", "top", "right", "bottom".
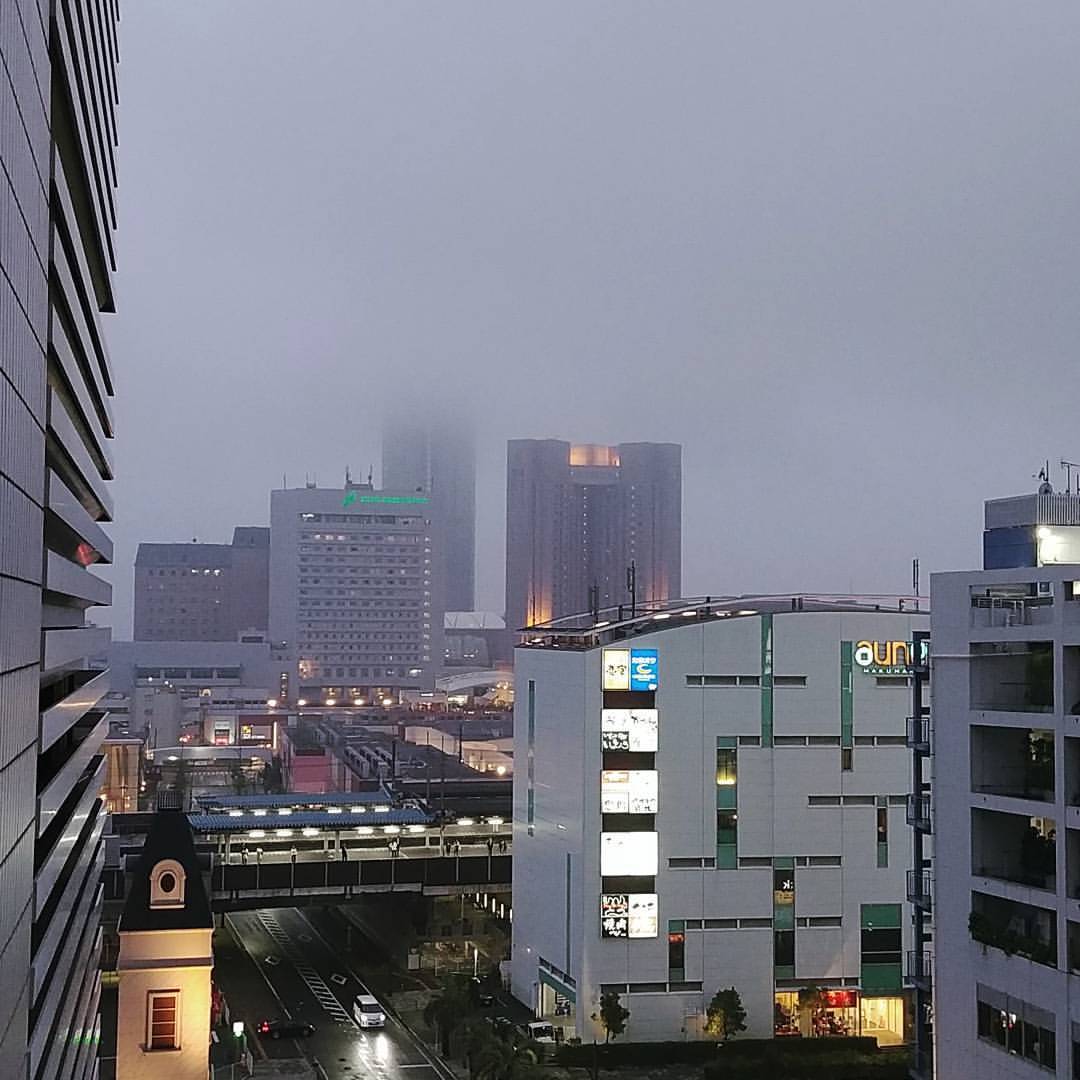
{"left": 970, "top": 592, "right": 1054, "bottom": 630}
{"left": 907, "top": 869, "right": 933, "bottom": 911}
{"left": 971, "top": 725, "right": 1054, "bottom": 803}
{"left": 970, "top": 642, "right": 1054, "bottom": 714}
{"left": 906, "top": 949, "right": 933, "bottom": 990}
{"left": 906, "top": 716, "right": 931, "bottom": 754}
{"left": 969, "top": 891, "right": 1056, "bottom": 967}
{"left": 907, "top": 794, "right": 932, "bottom": 833}
{"left": 972, "top": 807, "right": 1056, "bottom": 892}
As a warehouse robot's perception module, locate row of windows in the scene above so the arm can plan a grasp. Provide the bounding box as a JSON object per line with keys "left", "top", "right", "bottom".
{"left": 976, "top": 996, "right": 1055, "bottom": 1071}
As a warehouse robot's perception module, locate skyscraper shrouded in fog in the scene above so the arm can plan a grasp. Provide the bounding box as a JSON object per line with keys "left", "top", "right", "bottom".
{"left": 0, "top": 1, "right": 120, "bottom": 1075}
{"left": 505, "top": 440, "right": 682, "bottom": 630}
{"left": 382, "top": 414, "right": 476, "bottom": 612}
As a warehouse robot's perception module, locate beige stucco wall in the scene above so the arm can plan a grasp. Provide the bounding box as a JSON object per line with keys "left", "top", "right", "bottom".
{"left": 117, "top": 929, "right": 213, "bottom": 1080}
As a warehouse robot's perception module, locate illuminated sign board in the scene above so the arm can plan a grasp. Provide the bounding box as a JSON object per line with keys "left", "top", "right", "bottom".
{"left": 601, "top": 770, "right": 659, "bottom": 813}
{"left": 601, "top": 709, "right": 659, "bottom": 752}
{"left": 343, "top": 491, "right": 429, "bottom": 508}
{"left": 600, "top": 831, "right": 658, "bottom": 876}
{"left": 853, "top": 639, "right": 929, "bottom": 675}
{"left": 602, "top": 650, "right": 631, "bottom": 691}
{"left": 629, "top": 649, "right": 658, "bottom": 691}
{"left": 601, "top": 893, "right": 658, "bottom": 939}
{"left": 602, "top": 649, "right": 659, "bottom": 691}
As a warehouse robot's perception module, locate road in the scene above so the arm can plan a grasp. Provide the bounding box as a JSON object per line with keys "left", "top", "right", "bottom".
{"left": 228, "top": 908, "right": 453, "bottom": 1080}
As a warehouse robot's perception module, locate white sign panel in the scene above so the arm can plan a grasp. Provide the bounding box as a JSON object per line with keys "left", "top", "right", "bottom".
{"left": 600, "top": 831, "right": 658, "bottom": 876}
{"left": 601, "top": 770, "right": 659, "bottom": 814}
{"left": 601, "top": 709, "right": 659, "bottom": 752}
{"left": 602, "top": 649, "right": 631, "bottom": 691}
{"left": 600, "top": 893, "right": 659, "bottom": 939}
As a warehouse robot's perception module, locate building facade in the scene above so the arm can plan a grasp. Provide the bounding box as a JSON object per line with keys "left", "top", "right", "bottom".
{"left": 512, "top": 596, "right": 924, "bottom": 1044}
{"left": 932, "top": 561, "right": 1080, "bottom": 1077}
{"left": 134, "top": 526, "right": 270, "bottom": 641}
{"left": 1, "top": 1, "right": 120, "bottom": 1076}
{"left": 382, "top": 415, "right": 475, "bottom": 612}
{"left": 504, "top": 440, "right": 681, "bottom": 631}
{"left": 269, "top": 481, "right": 446, "bottom": 702}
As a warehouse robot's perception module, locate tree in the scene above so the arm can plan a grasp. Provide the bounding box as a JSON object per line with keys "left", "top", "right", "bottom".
{"left": 423, "top": 975, "right": 475, "bottom": 1058}
{"left": 705, "top": 987, "right": 747, "bottom": 1042}
{"left": 472, "top": 1035, "right": 540, "bottom": 1080}
{"left": 597, "top": 991, "right": 630, "bottom": 1043}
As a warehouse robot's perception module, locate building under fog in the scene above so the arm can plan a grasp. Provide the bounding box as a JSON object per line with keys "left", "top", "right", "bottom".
{"left": 269, "top": 479, "right": 447, "bottom": 702}
{"left": 504, "top": 440, "right": 681, "bottom": 631}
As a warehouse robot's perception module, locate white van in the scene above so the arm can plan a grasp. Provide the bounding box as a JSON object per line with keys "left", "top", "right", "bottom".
{"left": 526, "top": 1021, "right": 556, "bottom": 1044}
{"left": 353, "top": 993, "right": 386, "bottom": 1028}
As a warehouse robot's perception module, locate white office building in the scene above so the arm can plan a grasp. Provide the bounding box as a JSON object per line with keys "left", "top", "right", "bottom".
{"left": 932, "top": 560, "right": 1080, "bottom": 1077}
{"left": 269, "top": 480, "right": 446, "bottom": 701}
{"left": 511, "top": 595, "right": 927, "bottom": 1044}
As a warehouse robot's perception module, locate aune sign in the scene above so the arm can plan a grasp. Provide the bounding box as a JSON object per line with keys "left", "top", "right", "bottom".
{"left": 853, "top": 639, "right": 928, "bottom": 675}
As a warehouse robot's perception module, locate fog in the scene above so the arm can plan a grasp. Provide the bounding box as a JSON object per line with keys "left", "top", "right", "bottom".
{"left": 105, "top": 1, "right": 1080, "bottom": 632}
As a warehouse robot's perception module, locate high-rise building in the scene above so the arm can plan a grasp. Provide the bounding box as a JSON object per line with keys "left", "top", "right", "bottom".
{"left": 504, "top": 440, "right": 681, "bottom": 630}
{"left": 932, "top": 488, "right": 1080, "bottom": 1079}
{"left": 269, "top": 480, "right": 446, "bottom": 701}
{"left": 0, "top": 2, "right": 120, "bottom": 1075}
{"left": 133, "top": 526, "right": 270, "bottom": 641}
{"left": 382, "top": 416, "right": 476, "bottom": 612}
{"left": 512, "top": 596, "right": 925, "bottom": 1043}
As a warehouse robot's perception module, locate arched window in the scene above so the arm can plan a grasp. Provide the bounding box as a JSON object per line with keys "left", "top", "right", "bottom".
{"left": 149, "top": 859, "right": 186, "bottom": 909}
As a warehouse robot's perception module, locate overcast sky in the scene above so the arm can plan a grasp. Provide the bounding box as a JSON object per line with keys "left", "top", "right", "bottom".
{"left": 104, "top": 1, "right": 1080, "bottom": 634}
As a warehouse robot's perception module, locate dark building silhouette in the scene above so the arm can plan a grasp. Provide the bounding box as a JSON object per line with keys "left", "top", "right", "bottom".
{"left": 382, "top": 416, "right": 476, "bottom": 612}
{"left": 134, "top": 527, "right": 270, "bottom": 641}
{"left": 505, "top": 440, "right": 682, "bottom": 629}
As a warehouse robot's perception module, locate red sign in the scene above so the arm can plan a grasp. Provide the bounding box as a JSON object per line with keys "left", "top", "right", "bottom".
{"left": 823, "top": 990, "right": 857, "bottom": 1009}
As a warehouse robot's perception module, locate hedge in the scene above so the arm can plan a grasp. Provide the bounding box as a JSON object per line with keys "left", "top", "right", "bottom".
{"left": 553, "top": 1036, "right": 882, "bottom": 1067}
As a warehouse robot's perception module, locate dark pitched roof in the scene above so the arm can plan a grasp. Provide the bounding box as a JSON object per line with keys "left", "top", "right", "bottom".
{"left": 120, "top": 808, "right": 213, "bottom": 932}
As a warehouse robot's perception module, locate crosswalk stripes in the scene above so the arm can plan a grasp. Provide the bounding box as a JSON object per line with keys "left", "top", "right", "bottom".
{"left": 255, "top": 911, "right": 353, "bottom": 1024}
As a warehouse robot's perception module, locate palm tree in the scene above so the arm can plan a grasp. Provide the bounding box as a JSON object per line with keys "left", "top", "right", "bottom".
{"left": 423, "top": 976, "right": 475, "bottom": 1058}
{"left": 472, "top": 1037, "right": 540, "bottom": 1080}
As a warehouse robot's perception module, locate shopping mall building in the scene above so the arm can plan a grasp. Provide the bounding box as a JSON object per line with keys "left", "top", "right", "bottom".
{"left": 511, "top": 595, "right": 927, "bottom": 1044}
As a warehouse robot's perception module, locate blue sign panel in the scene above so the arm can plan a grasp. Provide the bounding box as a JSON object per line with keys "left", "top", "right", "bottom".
{"left": 629, "top": 649, "right": 659, "bottom": 691}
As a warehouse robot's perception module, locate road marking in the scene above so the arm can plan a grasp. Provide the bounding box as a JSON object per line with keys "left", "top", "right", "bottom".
{"left": 255, "top": 911, "right": 353, "bottom": 1024}
{"left": 330, "top": 973, "right": 347, "bottom": 985}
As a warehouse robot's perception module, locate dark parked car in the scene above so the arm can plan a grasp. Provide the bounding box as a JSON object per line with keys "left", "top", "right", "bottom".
{"left": 470, "top": 977, "right": 495, "bottom": 1007}
{"left": 258, "top": 1018, "right": 316, "bottom": 1039}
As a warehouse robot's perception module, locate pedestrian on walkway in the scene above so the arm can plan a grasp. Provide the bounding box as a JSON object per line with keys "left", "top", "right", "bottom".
{"left": 340, "top": 842, "right": 348, "bottom": 862}
{"left": 241, "top": 846, "right": 248, "bottom": 865}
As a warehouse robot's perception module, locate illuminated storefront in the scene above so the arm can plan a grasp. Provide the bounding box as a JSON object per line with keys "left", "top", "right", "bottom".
{"left": 774, "top": 990, "right": 906, "bottom": 1044}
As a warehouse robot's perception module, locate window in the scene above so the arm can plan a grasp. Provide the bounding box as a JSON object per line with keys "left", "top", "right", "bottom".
{"left": 148, "top": 990, "right": 179, "bottom": 1050}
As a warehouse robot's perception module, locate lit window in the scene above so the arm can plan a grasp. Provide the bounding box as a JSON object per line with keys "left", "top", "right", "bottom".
{"left": 148, "top": 990, "right": 180, "bottom": 1050}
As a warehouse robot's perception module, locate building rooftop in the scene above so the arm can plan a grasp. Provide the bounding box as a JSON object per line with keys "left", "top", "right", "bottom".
{"left": 519, "top": 593, "right": 927, "bottom": 649}
{"left": 985, "top": 490, "right": 1080, "bottom": 529}
{"left": 135, "top": 542, "right": 233, "bottom": 567}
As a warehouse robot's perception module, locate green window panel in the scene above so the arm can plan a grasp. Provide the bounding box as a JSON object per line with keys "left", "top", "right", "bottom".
{"left": 861, "top": 963, "right": 903, "bottom": 993}
{"left": 840, "top": 641, "right": 854, "bottom": 750}
{"left": 876, "top": 842, "right": 889, "bottom": 868}
{"left": 716, "top": 845, "right": 737, "bottom": 869}
{"left": 861, "top": 904, "right": 901, "bottom": 929}
{"left": 761, "top": 615, "right": 774, "bottom": 747}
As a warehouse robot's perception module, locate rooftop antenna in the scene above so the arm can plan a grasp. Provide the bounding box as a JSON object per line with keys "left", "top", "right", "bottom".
{"left": 1034, "top": 461, "right": 1052, "bottom": 495}
{"left": 368, "top": 465, "right": 374, "bottom": 486}
{"left": 1061, "top": 459, "right": 1080, "bottom": 496}
{"left": 345, "top": 465, "right": 352, "bottom": 487}
{"left": 912, "top": 557, "right": 920, "bottom": 612}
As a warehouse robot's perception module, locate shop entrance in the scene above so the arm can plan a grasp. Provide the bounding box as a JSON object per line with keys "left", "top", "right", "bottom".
{"left": 537, "top": 972, "right": 576, "bottom": 1041}
{"left": 774, "top": 989, "right": 906, "bottom": 1043}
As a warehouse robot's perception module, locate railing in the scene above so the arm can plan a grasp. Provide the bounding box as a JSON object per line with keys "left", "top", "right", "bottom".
{"left": 906, "top": 794, "right": 932, "bottom": 833}
{"left": 905, "top": 716, "right": 930, "bottom": 753}
{"left": 906, "top": 949, "right": 933, "bottom": 988}
{"left": 907, "top": 869, "right": 933, "bottom": 911}
{"left": 968, "top": 909, "right": 1056, "bottom": 967}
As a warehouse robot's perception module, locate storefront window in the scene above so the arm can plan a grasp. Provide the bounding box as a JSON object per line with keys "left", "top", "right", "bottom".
{"left": 774, "top": 991, "right": 799, "bottom": 1036}
{"left": 860, "top": 995, "right": 905, "bottom": 1045}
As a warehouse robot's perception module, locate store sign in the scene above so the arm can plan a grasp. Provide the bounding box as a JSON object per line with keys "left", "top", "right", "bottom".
{"left": 601, "top": 893, "right": 658, "bottom": 939}
{"left": 601, "top": 770, "right": 659, "bottom": 814}
{"left": 823, "top": 990, "right": 858, "bottom": 1009}
{"left": 853, "top": 639, "right": 928, "bottom": 675}
{"left": 602, "top": 649, "right": 659, "bottom": 691}
{"left": 601, "top": 709, "right": 659, "bottom": 752}
{"left": 602, "top": 650, "right": 631, "bottom": 691}
{"left": 630, "top": 649, "right": 659, "bottom": 691}
{"left": 600, "top": 831, "right": 658, "bottom": 876}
